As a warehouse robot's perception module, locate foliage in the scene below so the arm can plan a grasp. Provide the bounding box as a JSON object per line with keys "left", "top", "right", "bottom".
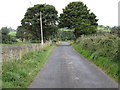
{"left": 72, "top": 34, "right": 120, "bottom": 82}
{"left": 21, "top": 4, "right": 58, "bottom": 42}
{"left": 1, "top": 27, "right": 17, "bottom": 44}
{"left": 110, "top": 26, "right": 120, "bottom": 37}
{"left": 59, "top": 1, "right": 98, "bottom": 38}
{"left": 16, "top": 26, "right": 33, "bottom": 42}
{"left": 74, "top": 34, "right": 119, "bottom": 60}
{"left": 2, "top": 45, "right": 55, "bottom": 88}
{"left": 57, "top": 28, "right": 75, "bottom": 41}
{"left": 16, "top": 26, "right": 25, "bottom": 42}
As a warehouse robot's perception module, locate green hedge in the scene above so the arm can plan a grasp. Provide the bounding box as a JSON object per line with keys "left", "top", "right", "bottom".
{"left": 72, "top": 34, "right": 119, "bottom": 83}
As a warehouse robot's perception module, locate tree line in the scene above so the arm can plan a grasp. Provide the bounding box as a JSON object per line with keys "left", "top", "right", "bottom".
{"left": 1, "top": 1, "right": 120, "bottom": 44}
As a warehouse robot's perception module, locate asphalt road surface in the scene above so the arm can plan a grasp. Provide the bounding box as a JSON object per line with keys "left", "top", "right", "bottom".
{"left": 29, "top": 42, "right": 118, "bottom": 88}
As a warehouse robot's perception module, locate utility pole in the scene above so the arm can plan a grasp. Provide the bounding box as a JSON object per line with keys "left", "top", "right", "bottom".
{"left": 40, "top": 12, "right": 44, "bottom": 45}
{"left": 27, "top": 0, "right": 44, "bottom": 45}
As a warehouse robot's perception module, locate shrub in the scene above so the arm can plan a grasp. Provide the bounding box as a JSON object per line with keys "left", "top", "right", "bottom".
{"left": 75, "top": 34, "right": 119, "bottom": 60}
{"left": 72, "top": 34, "right": 119, "bottom": 83}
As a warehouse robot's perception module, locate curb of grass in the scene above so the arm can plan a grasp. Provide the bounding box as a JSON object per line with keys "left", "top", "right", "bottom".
{"left": 71, "top": 43, "right": 119, "bottom": 84}
{"left": 27, "top": 44, "right": 55, "bottom": 88}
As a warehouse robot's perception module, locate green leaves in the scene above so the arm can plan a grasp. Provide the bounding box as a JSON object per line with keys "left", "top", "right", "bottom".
{"left": 59, "top": 1, "right": 98, "bottom": 38}
{"left": 21, "top": 4, "right": 58, "bottom": 41}
{"left": 1, "top": 27, "right": 17, "bottom": 44}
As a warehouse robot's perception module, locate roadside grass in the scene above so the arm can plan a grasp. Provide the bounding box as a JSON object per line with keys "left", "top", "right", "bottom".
{"left": 72, "top": 39, "right": 119, "bottom": 83}
{"left": 2, "top": 44, "right": 55, "bottom": 88}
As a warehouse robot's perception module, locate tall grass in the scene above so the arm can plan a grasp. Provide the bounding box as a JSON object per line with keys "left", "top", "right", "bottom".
{"left": 72, "top": 34, "right": 120, "bottom": 83}
{"left": 2, "top": 42, "right": 50, "bottom": 61}
{"left": 2, "top": 44, "right": 55, "bottom": 88}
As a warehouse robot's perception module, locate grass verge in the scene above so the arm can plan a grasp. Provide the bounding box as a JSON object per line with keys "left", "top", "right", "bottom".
{"left": 72, "top": 44, "right": 119, "bottom": 83}
{"left": 2, "top": 44, "right": 55, "bottom": 88}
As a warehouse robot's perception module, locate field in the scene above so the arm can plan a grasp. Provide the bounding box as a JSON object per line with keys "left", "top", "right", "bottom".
{"left": 97, "top": 27, "right": 111, "bottom": 33}
{"left": 9, "top": 31, "right": 16, "bottom": 36}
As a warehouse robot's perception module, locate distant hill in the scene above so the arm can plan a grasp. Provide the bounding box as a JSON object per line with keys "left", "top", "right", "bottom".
{"left": 98, "top": 25, "right": 111, "bottom": 30}
{"left": 97, "top": 25, "right": 111, "bottom": 32}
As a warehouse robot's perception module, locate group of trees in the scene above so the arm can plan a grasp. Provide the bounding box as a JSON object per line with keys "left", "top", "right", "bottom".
{"left": 2, "top": 1, "right": 120, "bottom": 44}
{"left": 56, "top": 28, "right": 75, "bottom": 41}
{"left": 1, "top": 1, "right": 120, "bottom": 44}
{"left": 20, "top": 4, "right": 58, "bottom": 42}
{"left": 15, "top": 1, "right": 98, "bottom": 42}
{"left": 0, "top": 27, "right": 17, "bottom": 44}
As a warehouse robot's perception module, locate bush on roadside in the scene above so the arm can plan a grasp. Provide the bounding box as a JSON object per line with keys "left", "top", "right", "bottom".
{"left": 72, "top": 34, "right": 119, "bottom": 83}
{"left": 75, "top": 34, "right": 119, "bottom": 61}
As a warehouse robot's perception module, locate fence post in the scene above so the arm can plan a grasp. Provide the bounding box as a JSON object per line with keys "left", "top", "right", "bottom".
{"left": 32, "top": 45, "right": 34, "bottom": 51}
{"left": 19, "top": 49, "right": 22, "bottom": 60}
{"left": 26, "top": 47, "right": 28, "bottom": 53}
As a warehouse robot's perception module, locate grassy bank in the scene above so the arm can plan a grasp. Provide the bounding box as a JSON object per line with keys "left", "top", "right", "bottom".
{"left": 2, "top": 44, "right": 55, "bottom": 88}
{"left": 71, "top": 34, "right": 119, "bottom": 83}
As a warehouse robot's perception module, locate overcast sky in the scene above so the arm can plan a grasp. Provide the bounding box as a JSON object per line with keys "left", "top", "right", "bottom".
{"left": 0, "top": 0, "right": 119, "bottom": 29}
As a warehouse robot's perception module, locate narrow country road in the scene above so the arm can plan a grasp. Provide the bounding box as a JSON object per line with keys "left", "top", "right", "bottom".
{"left": 29, "top": 42, "right": 118, "bottom": 88}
